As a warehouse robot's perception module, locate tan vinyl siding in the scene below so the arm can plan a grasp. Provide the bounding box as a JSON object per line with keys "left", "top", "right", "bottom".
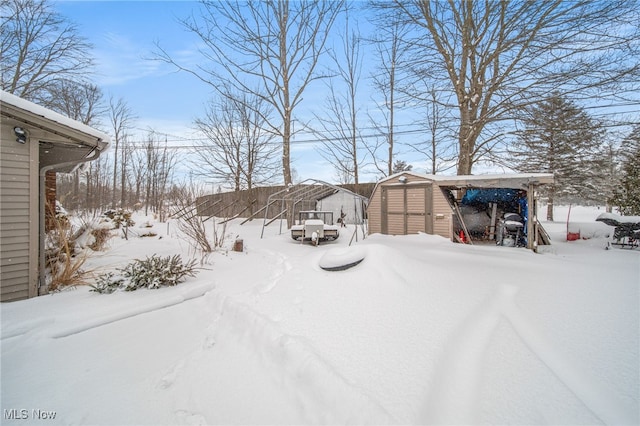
{"left": 377, "top": 181, "right": 434, "bottom": 235}
{"left": 387, "top": 213, "right": 405, "bottom": 235}
{"left": 433, "top": 187, "right": 453, "bottom": 239}
{"left": 2, "top": 92, "right": 110, "bottom": 301}
{"left": 406, "top": 186, "right": 427, "bottom": 234}
{"left": 367, "top": 171, "right": 550, "bottom": 248}
{"left": 1, "top": 120, "right": 38, "bottom": 302}
{"left": 367, "top": 173, "right": 453, "bottom": 239}
{"left": 396, "top": 173, "right": 426, "bottom": 184}
{"left": 385, "top": 187, "right": 404, "bottom": 235}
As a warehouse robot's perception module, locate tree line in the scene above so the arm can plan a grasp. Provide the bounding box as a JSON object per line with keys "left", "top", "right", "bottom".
{"left": 2, "top": 0, "right": 639, "bottom": 218}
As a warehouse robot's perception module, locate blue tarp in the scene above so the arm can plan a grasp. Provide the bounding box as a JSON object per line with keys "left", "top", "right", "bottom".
{"left": 460, "top": 188, "right": 528, "bottom": 235}
{"left": 461, "top": 188, "right": 519, "bottom": 205}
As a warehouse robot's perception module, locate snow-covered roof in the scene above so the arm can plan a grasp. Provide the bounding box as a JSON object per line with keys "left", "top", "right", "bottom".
{"left": 0, "top": 90, "right": 110, "bottom": 149}
{"left": 378, "top": 171, "right": 554, "bottom": 189}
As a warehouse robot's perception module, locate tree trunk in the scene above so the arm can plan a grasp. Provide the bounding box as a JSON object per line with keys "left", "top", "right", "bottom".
{"left": 457, "top": 117, "right": 475, "bottom": 175}
{"left": 111, "top": 140, "right": 119, "bottom": 209}
{"left": 120, "top": 147, "right": 127, "bottom": 208}
{"left": 282, "top": 126, "right": 292, "bottom": 184}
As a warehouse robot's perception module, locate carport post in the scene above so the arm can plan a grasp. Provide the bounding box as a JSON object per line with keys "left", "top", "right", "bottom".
{"left": 527, "top": 184, "right": 535, "bottom": 250}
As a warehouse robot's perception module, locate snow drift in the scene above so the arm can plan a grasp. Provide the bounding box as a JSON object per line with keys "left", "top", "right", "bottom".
{"left": 1, "top": 206, "right": 638, "bottom": 425}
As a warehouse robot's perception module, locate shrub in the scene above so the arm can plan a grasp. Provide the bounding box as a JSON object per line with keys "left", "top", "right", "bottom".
{"left": 88, "top": 227, "right": 113, "bottom": 251}
{"left": 45, "top": 203, "right": 89, "bottom": 292}
{"left": 89, "top": 272, "right": 124, "bottom": 294}
{"left": 48, "top": 250, "right": 88, "bottom": 291}
{"left": 103, "top": 209, "right": 135, "bottom": 229}
{"left": 92, "top": 255, "right": 198, "bottom": 293}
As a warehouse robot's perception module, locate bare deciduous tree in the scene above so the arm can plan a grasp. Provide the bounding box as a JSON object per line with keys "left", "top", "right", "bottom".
{"left": 312, "top": 13, "right": 364, "bottom": 188}
{"left": 44, "top": 80, "right": 105, "bottom": 126}
{"left": 46, "top": 80, "right": 105, "bottom": 211}
{"left": 129, "top": 146, "right": 147, "bottom": 209}
{"left": 367, "top": 5, "right": 409, "bottom": 177}
{"left": 1, "top": 0, "right": 94, "bottom": 103}
{"left": 407, "top": 87, "right": 457, "bottom": 174}
{"left": 193, "top": 91, "right": 280, "bottom": 192}
{"left": 171, "top": 183, "right": 213, "bottom": 258}
{"left": 390, "top": 0, "right": 640, "bottom": 175}
{"left": 155, "top": 0, "right": 344, "bottom": 187}
{"left": 85, "top": 154, "right": 110, "bottom": 214}
{"left": 108, "top": 96, "right": 136, "bottom": 209}
{"left": 142, "top": 133, "right": 177, "bottom": 220}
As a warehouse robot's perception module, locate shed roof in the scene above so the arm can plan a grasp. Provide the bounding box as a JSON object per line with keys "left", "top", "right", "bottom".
{"left": 378, "top": 171, "right": 554, "bottom": 190}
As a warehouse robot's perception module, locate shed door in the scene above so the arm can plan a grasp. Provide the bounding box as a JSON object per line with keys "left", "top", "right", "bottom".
{"left": 381, "top": 184, "right": 432, "bottom": 235}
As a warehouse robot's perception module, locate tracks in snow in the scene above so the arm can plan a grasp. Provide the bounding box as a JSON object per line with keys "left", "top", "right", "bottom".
{"left": 158, "top": 287, "right": 397, "bottom": 424}
{"left": 423, "top": 284, "right": 635, "bottom": 424}
{"left": 254, "top": 250, "right": 293, "bottom": 295}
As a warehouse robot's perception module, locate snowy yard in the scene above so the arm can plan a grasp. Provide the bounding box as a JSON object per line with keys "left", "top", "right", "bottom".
{"left": 1, "top": 206, "right": 638, "bottom": 425}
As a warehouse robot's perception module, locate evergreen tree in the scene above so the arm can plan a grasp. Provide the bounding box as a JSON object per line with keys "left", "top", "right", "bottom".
{"left": 609, "top": 129, "right": 640, "bottom": 215}
{"left": 510, "top": 94, "right": 605, "bottom": 220}
{"left": 392, "top": 160, "right": 413, "bottom": 174}
{"left": 618, "top": 125, "right": 640, "bottom": 161}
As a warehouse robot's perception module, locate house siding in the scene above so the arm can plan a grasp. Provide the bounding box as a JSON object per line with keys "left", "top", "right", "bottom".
{"left": 1, "top": 118, "right": 38, "bottom": 302}
{"left": 2, "top": 91, "right": 110, "bottom": 302}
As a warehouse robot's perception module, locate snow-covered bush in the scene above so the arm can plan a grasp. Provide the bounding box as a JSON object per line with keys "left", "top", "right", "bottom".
{"left": 89, "top": 272, "right": 124, "bottom": 294}
{"left": 87, "top": 227, "right": 113, "bottom": 251}
{"left": 92, "top": 255, "right": 199, "bottom": 293}
{"left": 122, "top": 254, "right": 197, "bottom": 290}
{"left": 45, "top": 203, "right": 87, "bottom": 291}
{"left": 102, "top": 209, "right": 135, "bottom": 229}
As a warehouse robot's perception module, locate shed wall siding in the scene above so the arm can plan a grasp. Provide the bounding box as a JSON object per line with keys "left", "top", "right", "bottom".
{"left": 367, "top": 173, "right": 453, "bottom": 240}
{"left": 374, "top": 176, "right": 435, "bottom": 236}
{"left": 367, "top": 187, "right": 382, "bottom": 234}
{"left": 1, "top": 120, "right": 38, "bottom": 302}
{"left": 368, "top": 172, "right": 550, "bottom": 245}
{"left": 385, "top": 187, "right": 405, "bottom": 235}
{"left": 433, "top": 187, "right": 453, "bottom": 239}
{"left": 405, "top": 186, "right": 427, "bottom": 234}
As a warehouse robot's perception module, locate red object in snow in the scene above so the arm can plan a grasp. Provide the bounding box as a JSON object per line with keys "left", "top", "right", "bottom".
{"left": 567, "top": 231, "right": 581, "bottom": 241}
{"left": 566, "top": 204, "right": 580, "bottom": 241}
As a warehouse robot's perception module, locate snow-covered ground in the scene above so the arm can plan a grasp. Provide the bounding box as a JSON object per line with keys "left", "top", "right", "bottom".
{"left": 1, "top": 205, "right": 638, "bottom": 425}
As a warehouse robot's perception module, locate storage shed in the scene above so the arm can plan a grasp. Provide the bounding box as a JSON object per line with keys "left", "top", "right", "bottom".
{"left": 1, "top": 91, "right": 110, "bottom": 302}
{"left": 258, "top": 179, "right": 368, "bottom": 239}
{"left": 367, "top": 171, "right": 554, "bottom": 251}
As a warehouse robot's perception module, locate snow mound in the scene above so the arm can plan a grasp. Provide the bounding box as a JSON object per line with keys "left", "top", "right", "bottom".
{"left": 596, "top": 212, "right": 640, "bottom": 225}
{"left": 318, "top": 246, "right": 366, "bottom": 271}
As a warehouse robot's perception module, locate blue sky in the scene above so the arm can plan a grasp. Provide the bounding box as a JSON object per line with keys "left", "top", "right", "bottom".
{"left": 56, "top": 1, "right": 210, "bottom": 136}
{"left": 54, "top": 1, "right": 389, "bottom": 183}
{"left": 50, "top": 1, "right": 640, "bottom": 185}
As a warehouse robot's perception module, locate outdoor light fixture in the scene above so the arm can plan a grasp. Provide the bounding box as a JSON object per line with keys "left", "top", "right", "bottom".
{"left": 398, "top": 176, "right": 408, "bottom": 184}
{"left": 14, "top": 126, "right": 27, "bottom": 144}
